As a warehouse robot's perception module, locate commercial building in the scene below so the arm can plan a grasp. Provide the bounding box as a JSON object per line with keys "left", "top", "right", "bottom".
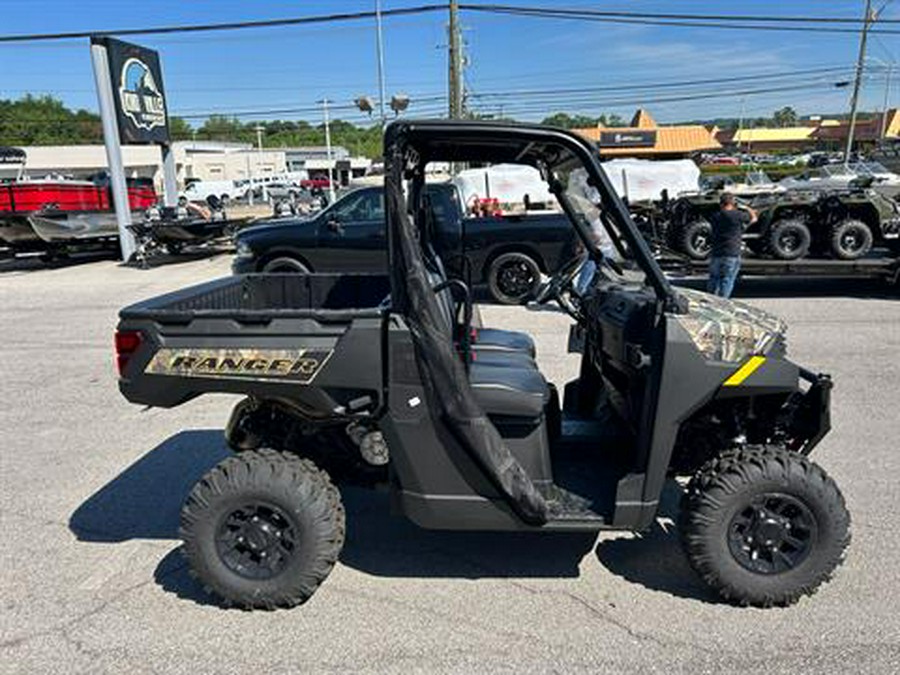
{"left": 575, "top": 109, "right": 722, "bottom": 159}
{"left": 716, "top": 109, "right": 900, "bottom": 153}
{"left": 1, "top": 141, "right": 372, "bottom": 190}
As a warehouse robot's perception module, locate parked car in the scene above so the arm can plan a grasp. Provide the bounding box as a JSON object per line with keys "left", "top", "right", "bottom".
{"left": 232, "top": 183, "right": 576, "bottom": 303}
{"left": 182, "top": 179, "right": 246, "bottom": 204}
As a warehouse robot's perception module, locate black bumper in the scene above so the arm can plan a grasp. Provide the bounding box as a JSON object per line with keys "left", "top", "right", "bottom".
{"left": 795, "top": 368, "right": 833, "bottom": 455}
{"left": 231, "top": 256, "right": 257, "bottom": 275}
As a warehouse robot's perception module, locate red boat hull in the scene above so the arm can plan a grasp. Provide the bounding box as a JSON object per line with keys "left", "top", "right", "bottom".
{"left": 0, "top": 181, "right": 156, "bottom": 214}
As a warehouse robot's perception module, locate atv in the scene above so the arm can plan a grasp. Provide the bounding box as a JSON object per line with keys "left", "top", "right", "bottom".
{"left": 115, "top": 121, "right": 849, "bottom": 609}
{"left": 666, "top": 187, "right": 900, "bottom": 261}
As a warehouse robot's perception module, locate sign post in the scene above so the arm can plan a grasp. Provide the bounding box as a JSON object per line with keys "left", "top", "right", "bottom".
{"left": 90, "top": 41, "right": 135, "bottom": 261}
{"left": 90, "top": 37, "right": 174, "bottom": 260}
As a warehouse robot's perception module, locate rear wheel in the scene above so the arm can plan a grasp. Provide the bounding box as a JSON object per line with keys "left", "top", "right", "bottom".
{"left": 680, "top": 445, "right": 850, "bottom": 607}
{"left": 766, "top": 219, "right": 811, "bottom": 260}
{"left": 261, "top": 256, "right": 310, "bottom": 273}
{"left": 677, "top": 218, "right": 712, "bottom": 260}
{"left": 487, "top": 252, "right": 541, "bottom": 304}
{"left": 180, "top": 449, "right": 345, "bottom": 609}
{"left": 830, "top": 219, "right": 873, "bottom": 260}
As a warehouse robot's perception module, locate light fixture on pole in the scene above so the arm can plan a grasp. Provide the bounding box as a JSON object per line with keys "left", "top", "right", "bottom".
{"left": 390, "top": 94, "right": 410, "bottom": 117}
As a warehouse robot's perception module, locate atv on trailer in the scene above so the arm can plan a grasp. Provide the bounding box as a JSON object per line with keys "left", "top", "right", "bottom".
{"left": 115, "top": 121, "right": 849, "bottom": 609}
{"left": 666, "top": 187, "right": 900, "bottom": 261}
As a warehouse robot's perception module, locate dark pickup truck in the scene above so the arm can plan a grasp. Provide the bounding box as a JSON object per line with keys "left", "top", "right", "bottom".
{"left": 233, "top": 183, "right": 574, "bottom": 303}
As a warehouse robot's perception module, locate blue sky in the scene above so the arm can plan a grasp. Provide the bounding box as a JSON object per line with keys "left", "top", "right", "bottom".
{"left": 0, "top": 0, "right": 897, "bottom": 126}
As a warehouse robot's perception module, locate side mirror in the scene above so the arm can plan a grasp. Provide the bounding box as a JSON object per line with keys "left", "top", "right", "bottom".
{"left": 327, "top": 219, "right": 343, "bottom": 233}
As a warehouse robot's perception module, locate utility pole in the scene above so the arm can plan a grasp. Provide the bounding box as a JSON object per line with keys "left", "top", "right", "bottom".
{"left": 375, "top": 0, "right": 388, "bottom": 129}
{"left": 448, "top": 0, "right": 463, "bottom": 119}
{"left": 881, "top": 61, "right": 894, "bottom": 139}
{"left": 321, "top": 98, "right": 336, "bottom": 204}
{"left": 736, "top": 96, "right": 746, "bottom": 155}
{"left": 845, "top": 0, "right": 874, "bottom": 165}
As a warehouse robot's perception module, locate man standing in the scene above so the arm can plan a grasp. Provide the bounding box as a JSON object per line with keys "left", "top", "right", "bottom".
{"left": 707, "top": 192, "right": 757, "bottom": 298}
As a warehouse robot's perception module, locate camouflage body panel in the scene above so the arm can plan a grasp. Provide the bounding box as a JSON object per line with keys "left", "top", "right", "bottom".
{"left": 674, "top": 288, "right": 786, "bottom": 363}
{"left": 145, "top": 348, "right": 334, "bottom": 384}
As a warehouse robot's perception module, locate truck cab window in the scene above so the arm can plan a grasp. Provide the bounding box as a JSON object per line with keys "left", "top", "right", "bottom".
{"left": 334, "top": 190, "right": 384, "bottom": 223}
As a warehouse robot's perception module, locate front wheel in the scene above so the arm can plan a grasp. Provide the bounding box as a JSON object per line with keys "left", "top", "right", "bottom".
{"left": 261, "top": 256, "right": 310, "bottom": 274}
{"left": 680, "top": 445, "right": 850, "bottom": 607}
{"left": 487, "top": 252, "right": 541, "bottom": 304}
{"left": 677, "top": 219, "right": 712, "bottom": 260}
{"left": 180, "top": 449, "right": 345, "bottom": 609}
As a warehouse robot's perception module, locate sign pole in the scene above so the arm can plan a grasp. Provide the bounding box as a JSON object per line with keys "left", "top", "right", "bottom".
{"left": 90, "top": 41, "right": 136, "bottom": 261}
{"left": 160, "top": 143, "right": 177, "bottom": 207}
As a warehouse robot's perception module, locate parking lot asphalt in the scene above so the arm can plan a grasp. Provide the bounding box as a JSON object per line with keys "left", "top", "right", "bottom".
{"left": 1, "top": 256, "right": 899, "bottom": 674}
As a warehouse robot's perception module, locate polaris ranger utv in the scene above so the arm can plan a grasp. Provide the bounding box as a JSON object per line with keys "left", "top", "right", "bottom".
{"left": 115, "top": 121, "right": 848, "bottom": 609}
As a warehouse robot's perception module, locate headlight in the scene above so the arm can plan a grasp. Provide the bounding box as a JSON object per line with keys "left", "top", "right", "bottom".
{"left": 675, "top": 288, "right": 787, "bottom": 363}
{"left": 235, "top": 241, "right": 253, "bottom": 258}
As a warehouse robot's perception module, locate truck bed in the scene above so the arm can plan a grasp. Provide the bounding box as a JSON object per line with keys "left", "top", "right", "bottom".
{"left": 117, "top": 274, "right": 391, "bottom": 412}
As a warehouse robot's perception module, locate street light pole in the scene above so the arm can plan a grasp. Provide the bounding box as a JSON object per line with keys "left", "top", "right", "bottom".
{"left": 375, "top": 0, "right": 387, "bottom": 129}
{"left": 844, "top": 0, "right": 874, "bottom": 165}
{"left": 254, "top": 124, "right": 264, "bottom": 152}
{"left": 321, "top": 98, "right": 336, "bottom": 204}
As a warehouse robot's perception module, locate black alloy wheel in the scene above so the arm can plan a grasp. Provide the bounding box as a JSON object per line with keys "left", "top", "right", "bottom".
{"left": 215, "top": 501, "right": 299, "bottom": 581}
{"left": 488, "top": 252, "right": 541, "bottom": 304}
{"left": 727, "top": 493, "right": 817, "bottom": 575}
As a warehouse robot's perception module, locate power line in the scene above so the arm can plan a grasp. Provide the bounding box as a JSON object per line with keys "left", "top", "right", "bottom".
{"left": 468, "top": 66, "right": 855, "bottom": 100}
{"left": 0, "top": 4, "right": 447, "bottom": 43}
{"left": 462, "top": 4, "right": 900, "bottom": 35}
{"left": 1, "top": 3, "right": 898, "bottom": 44}
{"left": 462, "top": 4, "right": 900, "bottom": 24}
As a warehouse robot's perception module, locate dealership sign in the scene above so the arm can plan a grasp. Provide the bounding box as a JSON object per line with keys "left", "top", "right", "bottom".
{"left": 91, "top": 37, "right": 170, "bottom": 144}
{"left": 597, "top": 130, "right": 657, "bottom": 148}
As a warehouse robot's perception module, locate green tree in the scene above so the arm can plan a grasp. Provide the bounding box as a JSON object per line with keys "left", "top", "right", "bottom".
{"left": 773, "top": 106, "right": 798, "bottom": 128}
{"left": 168, "top": 116, "right": 193, "bottom": 141}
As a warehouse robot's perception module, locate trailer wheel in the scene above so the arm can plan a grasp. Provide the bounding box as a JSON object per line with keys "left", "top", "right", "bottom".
{"left": 766, "top": 219, "right": 811, "bottom": 260}
{"left": 680, "top": 445, "right": 850, "bottom": 607}
{"left": 677, "top": 219, "right": 712, "bottom": 260}
{"left": 487, "top": 251, "right": 542, "bottom": 304}
{"left": 180, "top": 449, "right": 345, "bottom": 610}
{"left": 830, "top": 219, "right": 873, "bottom": 260}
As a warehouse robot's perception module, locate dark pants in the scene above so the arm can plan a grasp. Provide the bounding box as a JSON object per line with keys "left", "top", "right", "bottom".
{"left": 707, "top": 256, "right": 741, "bottom": 298}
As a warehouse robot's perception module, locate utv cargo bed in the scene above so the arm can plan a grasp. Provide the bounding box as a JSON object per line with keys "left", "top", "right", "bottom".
{"left": 117, "top": 273, "right": 391, "bottom": 411}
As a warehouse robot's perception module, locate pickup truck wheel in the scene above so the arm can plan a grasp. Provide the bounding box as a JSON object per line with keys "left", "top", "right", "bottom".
{"left": 766, "top": 219, "right": 811, "bottom": 260}
{"left": 830, "top": 219, "right": 873, "bottom": 260}
{"left": 677, "top": 219, "right": 712, "bottom": 260}
{"left": 488, "top": 252, "right": 541, "bottom": 304}
{"left": 680, "top": 445, "right": 849, "bottom": 607}
{"left": 180, "top": 449, "right": 345, "bottom": 610}
{"left": 261, "top": 256, "right": 310, "bottom": 273}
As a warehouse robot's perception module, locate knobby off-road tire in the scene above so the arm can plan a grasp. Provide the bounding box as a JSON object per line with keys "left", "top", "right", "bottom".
{"left": 180, "top": 448, "right": 345, "bottom": 609}
{"left": 680, "top": 445, "right": 850, "bottom": 607}
{"left": 677, "top": 219, "right": 712, "bottom": 260}
{"left": 766, "top": 219, "right": 811, "bottom": 260}
{"left": 830, "top": 219, "right": 873, "bottom": 260}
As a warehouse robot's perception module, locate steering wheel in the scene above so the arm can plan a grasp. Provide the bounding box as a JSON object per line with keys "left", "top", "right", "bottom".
{"left": 534, "top": 256, "right": 585, "bottom": 319}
